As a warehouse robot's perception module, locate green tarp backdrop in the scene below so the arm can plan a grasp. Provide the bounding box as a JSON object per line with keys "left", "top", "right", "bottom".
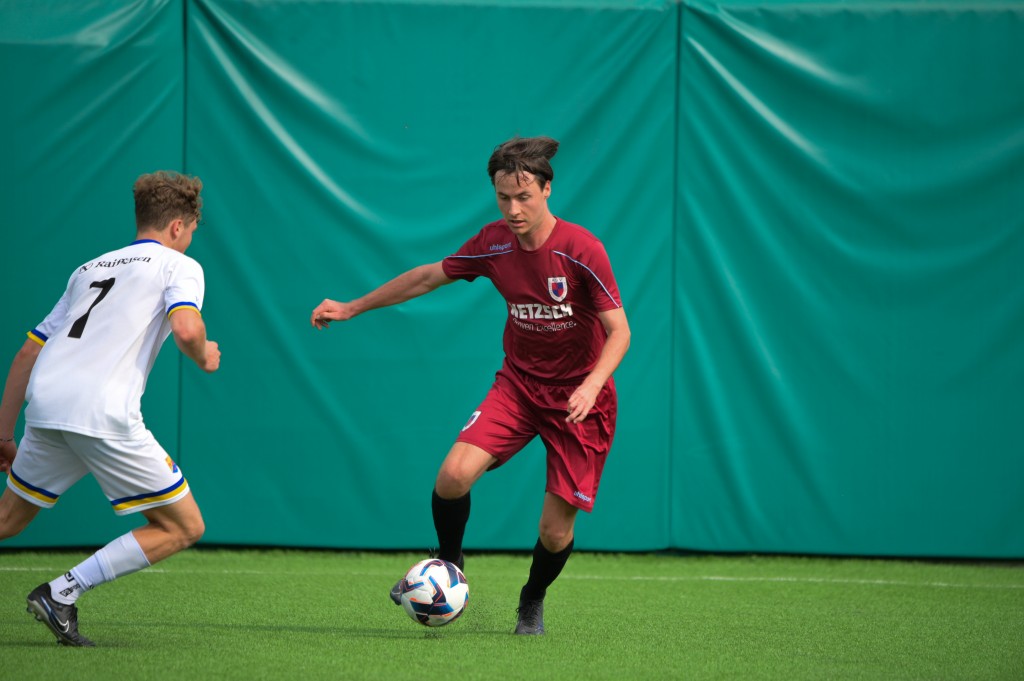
{"left": 1, "top": 0, "right": 1021, "bottom": 557}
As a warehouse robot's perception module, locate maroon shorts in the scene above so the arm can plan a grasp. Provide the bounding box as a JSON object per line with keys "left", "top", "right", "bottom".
{"left": 455, "top": 365, "right": 617, "bottom": 512}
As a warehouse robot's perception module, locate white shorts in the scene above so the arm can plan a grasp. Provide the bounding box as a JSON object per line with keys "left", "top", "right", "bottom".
{"left": 7, "top": 425, "right": 190, "bottom": 516}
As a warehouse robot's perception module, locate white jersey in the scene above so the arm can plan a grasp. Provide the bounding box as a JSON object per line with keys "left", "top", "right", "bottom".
{"left": 25, "top": 239, "right": 204, "bottom": 439}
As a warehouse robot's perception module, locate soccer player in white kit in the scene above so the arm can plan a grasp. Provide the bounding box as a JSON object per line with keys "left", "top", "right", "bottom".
{"left": 0, "top": 171, "right": 221, "bottom": 647}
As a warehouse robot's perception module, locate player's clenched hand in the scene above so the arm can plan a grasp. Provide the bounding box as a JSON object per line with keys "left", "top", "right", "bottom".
{"left": 566, "top": 382, "right": 601, "bottom": 424}
{"left": 201, "top": 340, "right": 221, "bottom": 373}
{"left": 311, "top": 299, "right": 355, "bottom": 330}
{"left": 0, "top": 439, "right": 17, "bottom": 473}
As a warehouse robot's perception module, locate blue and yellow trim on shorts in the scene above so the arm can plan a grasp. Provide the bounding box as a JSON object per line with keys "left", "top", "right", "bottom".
{"left": 110, "top": 476, "right": 189, "bottom": 514}
{"left": 7, "top": 469, "right": 60, "bottom": 507}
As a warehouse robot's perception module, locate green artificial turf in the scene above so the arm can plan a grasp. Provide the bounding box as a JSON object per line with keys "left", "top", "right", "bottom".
{"left": 1, "top": 550, "right": 1021, "bottom": 680}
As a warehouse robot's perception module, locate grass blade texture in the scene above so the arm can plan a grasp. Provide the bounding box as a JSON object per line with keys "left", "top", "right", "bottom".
{"left": 1, "top": 550, "right": 1021, "bottom": 680}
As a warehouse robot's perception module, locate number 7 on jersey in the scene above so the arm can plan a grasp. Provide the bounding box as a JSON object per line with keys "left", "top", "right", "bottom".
{"left": 68, "top": 278, "right": 116, "bottom": 339}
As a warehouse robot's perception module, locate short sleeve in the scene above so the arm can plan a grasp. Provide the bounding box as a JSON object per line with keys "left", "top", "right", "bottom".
{"left": 30, "top": 271, "right": 76, "bottom": 344}
{"left": 165, "top": 256, "right": 205, "bottom": 317}
{"left": 581, "top": 241, "right": 622, "bottom": 312}
{"left": 441, "top": 230, "right": 492, "bottom": 282}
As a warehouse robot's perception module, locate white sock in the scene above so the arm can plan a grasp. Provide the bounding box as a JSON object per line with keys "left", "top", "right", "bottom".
{"left": 48, "top": 571, "right": 84, "bottom": 605}
{"left": 52, "top": 532, "right": 152, "bottom": 605}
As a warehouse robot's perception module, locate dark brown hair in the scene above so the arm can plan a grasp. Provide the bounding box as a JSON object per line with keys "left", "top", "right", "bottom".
{"left": 133, "top": 171, "right": 203, "bottom": 231}
{"left": 487, "top": 136, "right": 559, "bottom": 187}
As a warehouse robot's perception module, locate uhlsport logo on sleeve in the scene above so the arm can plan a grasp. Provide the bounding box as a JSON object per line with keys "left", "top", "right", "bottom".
{"left": 547, "top": 277, "right": 568, "bottom": 302}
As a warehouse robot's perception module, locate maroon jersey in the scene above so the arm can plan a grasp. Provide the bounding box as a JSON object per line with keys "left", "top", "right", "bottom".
{"left": 442, "top": 217, "right": 623, "bottom": 383}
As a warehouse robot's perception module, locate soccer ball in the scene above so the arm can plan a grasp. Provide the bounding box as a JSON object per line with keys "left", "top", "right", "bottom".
{"left": 398, "top": 558, "right": 469, "bottom": 627}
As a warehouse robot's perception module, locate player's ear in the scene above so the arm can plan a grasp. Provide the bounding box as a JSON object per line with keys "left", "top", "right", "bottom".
{"left": 167, "top": 218, "right": 184, "bottom": 240}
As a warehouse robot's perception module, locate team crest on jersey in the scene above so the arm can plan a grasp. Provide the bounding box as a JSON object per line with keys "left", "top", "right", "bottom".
{"left": 547, "top": 277, "right": 568, "bottom": 303}
{"left": 165, "top": 456, "right": 179, "bottom": 474}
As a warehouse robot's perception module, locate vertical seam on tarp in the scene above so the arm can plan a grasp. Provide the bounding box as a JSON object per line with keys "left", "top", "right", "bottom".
{"left": 669, "top": 0, "right": 683, "bottom": 550}
{"left": 177, "top": 0, "right": 189, "bottom": 465}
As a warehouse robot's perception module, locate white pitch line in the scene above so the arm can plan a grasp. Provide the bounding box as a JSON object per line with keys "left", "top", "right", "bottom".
{"left": 566, "top": 574, "right": 1024, "bottom": 590}
{"left": 2, "top": 565, "right": 1021, "bottom": 590}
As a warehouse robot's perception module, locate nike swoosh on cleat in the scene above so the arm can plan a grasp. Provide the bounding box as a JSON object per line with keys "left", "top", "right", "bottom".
{"left": 41, "top": 601, "right": 71, "bottom": 632}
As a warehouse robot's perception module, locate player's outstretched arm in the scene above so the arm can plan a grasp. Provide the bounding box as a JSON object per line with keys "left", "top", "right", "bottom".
{"left": 0, "top": 340, "right": 42, "bottom": 470}
{"left": 311, "top": 261, "right": 453, "bottom": 330}
{"left": 170, "top": 309, "right": 220, "bottom": 373}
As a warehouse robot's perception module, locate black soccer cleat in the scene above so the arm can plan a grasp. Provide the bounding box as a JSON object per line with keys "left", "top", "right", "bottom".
{"left": 389, "top": 578, "right": 404, "bottom": 605}
{"left": 514, "top": 589, "right": 545, "bottom": 636}
{"left": 26, "top": 583, "right": 96, "bottom": 647}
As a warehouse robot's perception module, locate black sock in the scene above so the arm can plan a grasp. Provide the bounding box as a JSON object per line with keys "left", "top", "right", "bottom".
{"left": 432, "top": 489, "right": 469, "bottom": 568}
{"left": 521, "top": 537, "right": 574, "bottom": 601}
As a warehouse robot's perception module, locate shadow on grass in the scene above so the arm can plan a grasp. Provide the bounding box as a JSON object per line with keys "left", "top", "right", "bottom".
{"left": 86, "top": 619, "right": 516, "bottom": 641}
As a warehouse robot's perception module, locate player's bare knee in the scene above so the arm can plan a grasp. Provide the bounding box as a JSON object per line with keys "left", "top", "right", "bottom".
{"left": 180, "top": 515, "right": 205, "bottom": 547}
{"left": 0, "top": 521, "right": 23, "bottom": 541}
{"left": 434, "top": 468, "right": 471, "bottom": 499}
{"left": 150, "top": 512, "right": 204, "bottom": 552}
{"left": 0, "top": 495, "right": 37, "bottom": 540}
{"left": 537, "top": 522, "right": 573, "bottom": 552}
{"left": 0, "top": 512, "right": 17, "bottom": 540}
{"left": 165, "top": 525, "right": 202, "bottom": 554}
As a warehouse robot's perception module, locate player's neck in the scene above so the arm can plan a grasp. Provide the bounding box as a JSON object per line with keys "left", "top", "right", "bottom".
{"left": 135, "top": 231, "right": 170, "bottom": 247}
{"left": 517, "top": 215, "right": 557, "bottom": 252}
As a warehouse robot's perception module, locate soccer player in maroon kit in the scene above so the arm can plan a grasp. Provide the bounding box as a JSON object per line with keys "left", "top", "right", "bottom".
{"left": 311, "top": 136, "right": 630, "bottom": 635}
